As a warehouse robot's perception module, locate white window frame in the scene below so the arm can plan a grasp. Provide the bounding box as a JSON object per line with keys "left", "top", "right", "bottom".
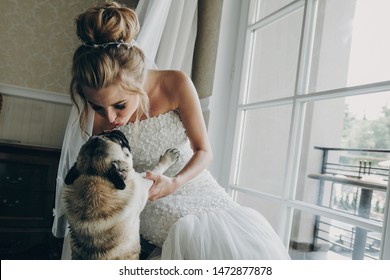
{"left": 210, "top": 0, "right": 390, "bottom": 259}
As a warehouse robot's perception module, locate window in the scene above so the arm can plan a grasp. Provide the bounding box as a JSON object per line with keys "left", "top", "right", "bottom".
{"left": 223, "top": 0, "right": 390, "bottom": 260}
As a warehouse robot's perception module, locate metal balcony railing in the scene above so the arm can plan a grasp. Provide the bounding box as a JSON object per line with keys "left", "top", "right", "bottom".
{"left": 309, "top": 146, "right": 389, "bottom": 260}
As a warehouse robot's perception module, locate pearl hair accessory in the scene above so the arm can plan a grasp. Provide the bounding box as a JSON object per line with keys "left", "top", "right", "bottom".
{"left": 80, "top": 39, "right": 135, "bottom": 49}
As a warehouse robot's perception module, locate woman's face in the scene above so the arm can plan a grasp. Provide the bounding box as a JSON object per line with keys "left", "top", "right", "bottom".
{"left": 83, "top": 83, "right": 140, "bottom": 127}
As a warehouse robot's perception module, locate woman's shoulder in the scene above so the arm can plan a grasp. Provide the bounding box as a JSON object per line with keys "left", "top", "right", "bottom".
{"left": 147, "top": 70, "right": 193, "bottom": 113}
{"left": 151, "top": 69, "right": 190, "bottom": 88}
{"left": 156, "top": 70, "right": 196, "bottom": 101}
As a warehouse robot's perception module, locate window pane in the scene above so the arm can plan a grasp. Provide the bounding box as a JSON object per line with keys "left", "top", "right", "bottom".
{"left": 236, "top": 105, "right": 292, "bottom": 196}
{"left": 290, "top": 209, "right": 381, "bottom": 260}
{"left": 247, "top": 8, "right": 303, "bottom": 103}
{"left": 234, "top": 191, "right": 283, "bottom": 232}
{"left": 310, "top": 0, "right": 390, "bottom": 93}
{"left": 255, "top": 0, "right": 295, "bottom": 21}
{"left": 292, "top": 92, "right": 390, "bottom": 259}
{"left": 297, "top": 92, "right": 390, "bottom": 207}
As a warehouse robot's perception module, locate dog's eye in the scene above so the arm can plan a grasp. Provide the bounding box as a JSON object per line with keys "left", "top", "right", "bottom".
{"left": 122, "top": 147, "right": 130, "bottom": 157}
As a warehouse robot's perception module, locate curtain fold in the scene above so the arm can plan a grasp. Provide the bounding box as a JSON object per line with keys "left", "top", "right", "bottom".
{"left": 136, "top": 0, "right": 172, "bottom": 62}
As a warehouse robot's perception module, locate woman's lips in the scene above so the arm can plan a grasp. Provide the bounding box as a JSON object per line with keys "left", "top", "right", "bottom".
{"left": 103, "top": 123, "right": 123, "bottom": 133}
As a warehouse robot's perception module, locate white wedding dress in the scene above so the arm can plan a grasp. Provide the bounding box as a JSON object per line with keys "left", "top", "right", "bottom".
{"left": 118, "top": 110, "right": 290, "bottom": 259}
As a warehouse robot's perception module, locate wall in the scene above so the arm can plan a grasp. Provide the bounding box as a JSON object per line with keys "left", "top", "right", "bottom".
{"left": 0, "top": 0, "right": 105, "bottom": 148}
{"left": 206, "top": 0, "right": 247, "bottom": 183}
{"left": 0, "top": 0, "right": 104, "bottom": 94}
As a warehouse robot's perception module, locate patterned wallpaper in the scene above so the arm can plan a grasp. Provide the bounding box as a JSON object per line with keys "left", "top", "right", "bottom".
{"left": 0, "top": 0, "right": 103, "bottom": 94}
{"left": 0, "top": 0, "right": 105, "bottom": 147}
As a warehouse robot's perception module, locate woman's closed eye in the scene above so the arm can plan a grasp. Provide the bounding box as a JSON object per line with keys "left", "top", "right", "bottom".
{"left": 89, "top": 103, "right": 126, "bottom": 111}
{"left": 114, "top": 103, "right": 126, "bottom": 110}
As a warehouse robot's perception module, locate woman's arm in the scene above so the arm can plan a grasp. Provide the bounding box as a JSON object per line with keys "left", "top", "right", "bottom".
{"left": 147, "top": 71, "right": 212, "bottom": 201}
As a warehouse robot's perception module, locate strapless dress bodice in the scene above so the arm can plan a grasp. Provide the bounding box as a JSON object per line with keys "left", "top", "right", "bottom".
{"left": 119, "top": 111, "right": 237, "bottom": 246}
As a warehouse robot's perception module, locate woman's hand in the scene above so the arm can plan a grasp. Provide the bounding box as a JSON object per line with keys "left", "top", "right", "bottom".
{"left": 145, "top": 171, "right": 179, "bottom": 201}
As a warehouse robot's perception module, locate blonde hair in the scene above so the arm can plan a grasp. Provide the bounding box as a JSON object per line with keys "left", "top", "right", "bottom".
{"left": 70, "top": 1, "right": 149, "bottom": 130}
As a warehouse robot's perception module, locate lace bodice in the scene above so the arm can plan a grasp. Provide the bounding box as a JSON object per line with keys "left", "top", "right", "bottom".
{"left": 119, "top": 110, "right": 192, "bottom": 177}
{"left": 119, "top": 111, "right": 237, "bottom": 247}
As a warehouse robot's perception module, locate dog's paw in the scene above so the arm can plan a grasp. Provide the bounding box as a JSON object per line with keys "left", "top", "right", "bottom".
{"left": 152, "top": 148, "right": 180, "bottom": 174}
{"left": 161, "top": 148, "right": 180, "bottom": 164}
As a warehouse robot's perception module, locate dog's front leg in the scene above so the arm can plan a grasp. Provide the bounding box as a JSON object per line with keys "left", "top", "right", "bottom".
{"left": 152, "top": 148, "right": 180, "bottom": 175}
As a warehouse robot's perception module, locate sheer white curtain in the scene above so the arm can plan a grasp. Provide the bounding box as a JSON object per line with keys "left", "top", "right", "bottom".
{"left": 52, "top": 0, "right": 198, "bottom": 259}
{"left": 136, "top": 0, "right": 197, "bottom": 75}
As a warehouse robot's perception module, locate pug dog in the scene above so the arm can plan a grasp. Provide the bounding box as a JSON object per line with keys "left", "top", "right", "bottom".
{"left": 62, "top": 130, "right": 179, "bottom": 260}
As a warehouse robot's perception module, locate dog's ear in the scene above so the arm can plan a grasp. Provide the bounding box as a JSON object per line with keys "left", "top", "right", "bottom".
{"left": 64, "top": 163, "right": 80, "bottom": 185}
{"left": 106, "top": 160, "right": 128, "bottom": 190}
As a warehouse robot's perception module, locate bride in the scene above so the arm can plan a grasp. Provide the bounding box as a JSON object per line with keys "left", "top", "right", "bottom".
{"left": 52, "top": 1, "right": 290, "bottom": 260}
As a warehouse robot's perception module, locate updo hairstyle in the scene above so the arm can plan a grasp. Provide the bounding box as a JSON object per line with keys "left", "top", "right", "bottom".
{"left": 70, "top": 1, "right": 149, "bottom": 130}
